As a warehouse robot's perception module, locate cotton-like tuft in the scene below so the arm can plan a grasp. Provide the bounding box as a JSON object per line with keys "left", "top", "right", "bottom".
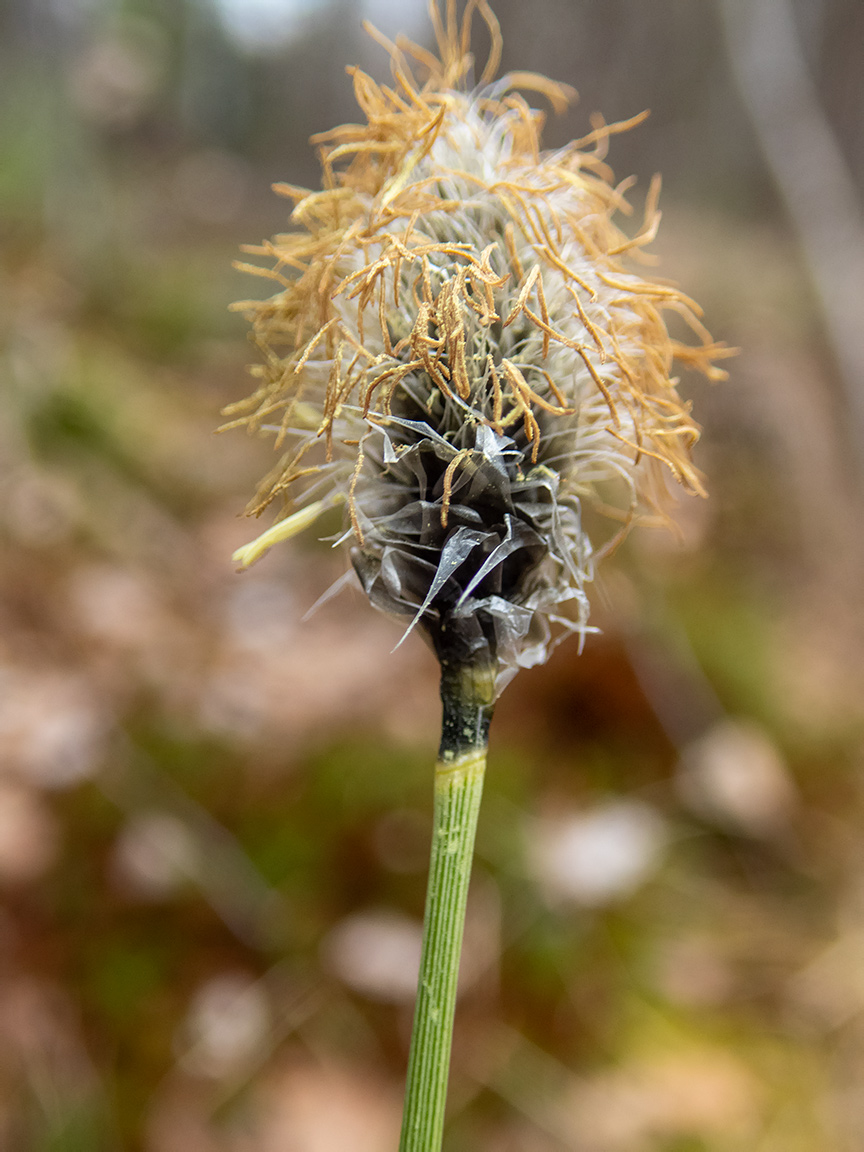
{"left": 226, "top": 1, "right": 731, "bottom": 694}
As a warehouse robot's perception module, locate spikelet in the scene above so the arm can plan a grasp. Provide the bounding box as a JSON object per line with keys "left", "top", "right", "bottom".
{"left": 225, "top": 0, "right": 732, "bottom": 693}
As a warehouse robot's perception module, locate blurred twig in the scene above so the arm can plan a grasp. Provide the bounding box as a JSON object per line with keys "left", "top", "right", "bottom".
{"left": 101, "top": 729, "right": 287, "bottom": 950}
{"left": 719, "top": 0, "right": 864, "bottom": 493}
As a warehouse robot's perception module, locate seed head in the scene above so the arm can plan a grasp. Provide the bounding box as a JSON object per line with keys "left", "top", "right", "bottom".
{"left": 225, "top": 1, "right": 731, "bottom": 694}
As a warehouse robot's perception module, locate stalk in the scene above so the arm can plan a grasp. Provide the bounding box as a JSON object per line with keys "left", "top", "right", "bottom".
{"left": 398, "top": 658, "right": 496, "bottom": 1152}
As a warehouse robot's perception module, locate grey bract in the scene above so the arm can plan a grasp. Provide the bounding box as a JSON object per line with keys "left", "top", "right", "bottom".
{"left": 349, "top": 398, "right": 593, "bottom": 695}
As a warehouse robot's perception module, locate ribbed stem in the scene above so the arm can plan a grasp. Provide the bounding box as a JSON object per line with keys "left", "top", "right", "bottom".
{"left": 398, "top": 660, "right": 495, "bottom": 1152}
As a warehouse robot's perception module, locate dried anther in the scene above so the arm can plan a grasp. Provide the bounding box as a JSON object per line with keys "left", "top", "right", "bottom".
{"left": 226, "top": 1, "right": 732, "bottom": 694}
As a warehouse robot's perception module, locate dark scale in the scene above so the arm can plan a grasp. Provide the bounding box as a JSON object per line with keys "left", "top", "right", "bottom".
{"left": 350, "top": 344, "right": 584, "bottom": 680}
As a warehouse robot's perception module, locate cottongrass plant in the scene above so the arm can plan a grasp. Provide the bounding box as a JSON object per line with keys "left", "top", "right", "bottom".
{"left": 225, "top": 2, "right": 731, "bottom": 1147}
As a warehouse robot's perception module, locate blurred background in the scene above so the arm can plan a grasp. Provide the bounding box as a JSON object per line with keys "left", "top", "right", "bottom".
{"left": 2, "top": 0, "right": 864, "bottom": 1148}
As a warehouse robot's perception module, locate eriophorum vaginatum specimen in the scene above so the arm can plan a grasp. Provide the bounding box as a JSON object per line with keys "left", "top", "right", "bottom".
{"left": 225, "top": 5, "right": 732, "bottom": 1148}
{"left": 226, "top": 1, "right": 729, "bottom": 696}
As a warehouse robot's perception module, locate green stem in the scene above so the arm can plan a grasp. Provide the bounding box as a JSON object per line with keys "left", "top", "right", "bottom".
{"left": 399, "top": 660, "right": 495, "bottom": 1152}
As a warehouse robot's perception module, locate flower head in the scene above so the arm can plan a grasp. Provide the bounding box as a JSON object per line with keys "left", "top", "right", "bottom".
{"left": 226, "top": 1, "right": 731, "bottom": 694}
